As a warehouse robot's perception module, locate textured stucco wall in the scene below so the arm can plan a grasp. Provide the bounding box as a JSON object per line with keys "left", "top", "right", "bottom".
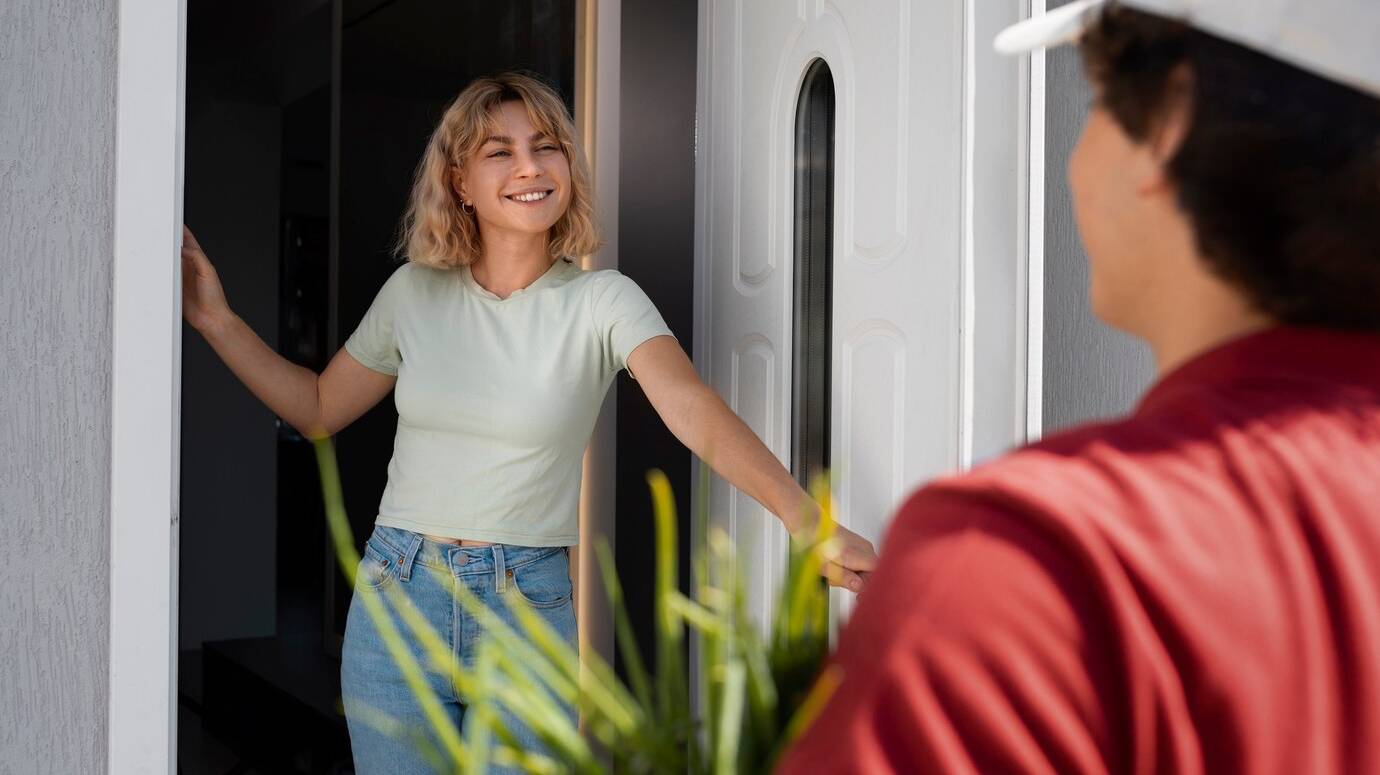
{"left": 1042, "top": 1, "right": 1156, "bottom": 432}
{"left": 0, "top": 0, "right": 116, "bottom": 772}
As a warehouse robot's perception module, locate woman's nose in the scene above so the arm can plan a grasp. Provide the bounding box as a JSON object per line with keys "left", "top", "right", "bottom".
{"left": 512, "top": 149, "right": 541, "bottom": 178}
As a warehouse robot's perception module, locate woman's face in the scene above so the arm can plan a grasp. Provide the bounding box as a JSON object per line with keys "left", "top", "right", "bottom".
{"left": 456, "top": 100, "right": 572, "bottom": 243}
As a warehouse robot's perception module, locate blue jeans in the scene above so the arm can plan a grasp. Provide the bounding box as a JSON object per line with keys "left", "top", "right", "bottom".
{"left": 341, "top": 525, "right": 578, "bottom": 774}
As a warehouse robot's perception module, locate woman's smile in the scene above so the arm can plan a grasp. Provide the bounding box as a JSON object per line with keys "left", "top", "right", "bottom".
{"left": 505, "top": 188, "right": 554, "bottom": 204}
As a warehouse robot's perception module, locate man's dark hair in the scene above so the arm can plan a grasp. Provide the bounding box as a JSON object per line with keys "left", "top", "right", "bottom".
{"left": 1081, "top": 5, "right": 1380, "bottom": 330}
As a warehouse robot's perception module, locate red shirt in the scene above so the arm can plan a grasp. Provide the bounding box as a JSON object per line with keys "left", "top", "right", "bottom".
{"left": 778, "top": 328, "right": 1380, "bottom": 775}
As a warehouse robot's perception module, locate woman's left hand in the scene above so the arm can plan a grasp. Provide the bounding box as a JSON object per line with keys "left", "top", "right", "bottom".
{"left": 820, "top": 523, "right": 878, "bottom": 593}
{"left": 788, "top": 516, "right": 877, "bottom": 593}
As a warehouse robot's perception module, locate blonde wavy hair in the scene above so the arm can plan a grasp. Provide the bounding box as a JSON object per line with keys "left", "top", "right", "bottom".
{"left": 396, "top": 72, "right": 601, "bottom": 268}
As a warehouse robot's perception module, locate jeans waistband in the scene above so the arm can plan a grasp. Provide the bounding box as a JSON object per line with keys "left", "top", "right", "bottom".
{"left": 366, "top": 524, "right": 566, "bottom": 581}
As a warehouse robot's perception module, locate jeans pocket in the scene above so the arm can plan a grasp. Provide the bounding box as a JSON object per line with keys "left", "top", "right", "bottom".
{"left": 509, "top": 550, "right": 573, "bottom": 609}
{"left": 356, "top": 541, "right": 397, "bottom": 590}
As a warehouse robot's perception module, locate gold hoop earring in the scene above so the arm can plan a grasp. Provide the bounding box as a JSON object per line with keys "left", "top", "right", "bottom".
{"left": 461, "top": 201, "right": 475, "bottom": 215}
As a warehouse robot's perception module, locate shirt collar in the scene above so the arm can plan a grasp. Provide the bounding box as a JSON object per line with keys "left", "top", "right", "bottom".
{"left": 1137, "top": 326, "right": 1380, "bottom": 415}
{"left": 460, "top": 257, "right": 571, "bottom": 301}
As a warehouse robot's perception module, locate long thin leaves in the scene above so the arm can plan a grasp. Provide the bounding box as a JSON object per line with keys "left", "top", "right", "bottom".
{"left": 314, "top": 439, "right": 467, "bottom": 765}
{"left": 314, "top": 439, "right": 842, "bottom": 774}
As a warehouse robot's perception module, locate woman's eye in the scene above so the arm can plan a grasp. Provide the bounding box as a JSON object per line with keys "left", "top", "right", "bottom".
{"left": 538, "top": 144, "right": 559, "bottom": 152}
{"left": 488, "top": 150, "right": 510, "bottom": 158}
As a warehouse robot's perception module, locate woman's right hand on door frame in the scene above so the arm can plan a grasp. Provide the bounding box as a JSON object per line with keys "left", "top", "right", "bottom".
{"left": 181, "top": 225, "right": 233, "bottom": 333}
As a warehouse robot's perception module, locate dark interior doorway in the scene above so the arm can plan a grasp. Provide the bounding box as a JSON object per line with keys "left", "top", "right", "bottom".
{"left": 178, "top": 2, "right": 574, "bottom": 772}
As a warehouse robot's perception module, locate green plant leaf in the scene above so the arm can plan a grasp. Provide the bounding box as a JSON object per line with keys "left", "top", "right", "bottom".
{"left": 593, "top": 539, "right": 654, "bottom": 713}
{"left": 317, "top": 440, "right": 838, "bottom": 774}
{"left": 648, "top": 470, "right": 688, "bottom": 729}
{"left": 314, "top": 440, "right": 466, "bottom": 765}
{"left": 713, "top": 660, "right": 746, "bottom": 775}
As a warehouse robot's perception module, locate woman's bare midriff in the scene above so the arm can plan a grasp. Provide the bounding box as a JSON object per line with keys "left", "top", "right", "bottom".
{"left": 426, "top": 534, "right": 494, "bottom": 547}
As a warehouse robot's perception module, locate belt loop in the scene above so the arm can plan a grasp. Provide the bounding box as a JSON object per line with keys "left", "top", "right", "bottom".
{"left": 398, "top": 533, "right": 424, "bottom": 583}
{"left": 493, "top": 545, "right": 507, "bottom": 594}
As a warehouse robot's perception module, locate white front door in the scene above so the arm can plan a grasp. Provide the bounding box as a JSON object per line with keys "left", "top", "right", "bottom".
{"left": 693, "top": 0, "right": 1042, "bottom": 627}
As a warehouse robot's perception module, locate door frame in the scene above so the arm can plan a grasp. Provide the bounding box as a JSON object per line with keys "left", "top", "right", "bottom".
{"left": 107, "top": 0, "right": 186, "bottom": 770}
{"left": 106, "top": 1, "right": 621, "bottom": 771}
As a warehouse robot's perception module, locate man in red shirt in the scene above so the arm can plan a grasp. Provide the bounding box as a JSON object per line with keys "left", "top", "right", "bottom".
{"left": 780, "top": 2, "right": 1380, "bottom": 773}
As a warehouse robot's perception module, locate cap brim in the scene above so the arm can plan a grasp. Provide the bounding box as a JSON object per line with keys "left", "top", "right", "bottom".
{"left": 994, "top": 0, "right": 1107, "bottom": 55}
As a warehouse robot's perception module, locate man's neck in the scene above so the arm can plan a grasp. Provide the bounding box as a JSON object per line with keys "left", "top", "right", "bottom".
{"left": 1141, "top": 279, "right": 1275, "bottom": 377}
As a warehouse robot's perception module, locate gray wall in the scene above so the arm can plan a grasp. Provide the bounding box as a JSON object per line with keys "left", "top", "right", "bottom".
{"left": 1042, "top": 2, "right": 1155, "bottom": 432}
{"left": 0, "top": 0, "right": 116, "bottom": 771}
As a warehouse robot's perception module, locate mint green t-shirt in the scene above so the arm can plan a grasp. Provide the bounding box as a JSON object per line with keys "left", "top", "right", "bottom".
{"left": 344, "top": 258, "right": 673, "bottom": 546}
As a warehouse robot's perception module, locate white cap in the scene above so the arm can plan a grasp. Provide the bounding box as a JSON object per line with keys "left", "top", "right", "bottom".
{"left": 994, "top": 0, "right": 1380, "bottom": 99}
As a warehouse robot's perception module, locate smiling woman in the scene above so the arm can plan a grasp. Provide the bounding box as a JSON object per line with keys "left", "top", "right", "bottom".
{"left": 179, "top": 69, "right": 877, "bottom": 773}
{"left": 396, "top": 73, "right": 600, "bottom": 272}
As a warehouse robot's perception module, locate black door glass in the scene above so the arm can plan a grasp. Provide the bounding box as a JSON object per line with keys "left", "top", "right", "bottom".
{"left": 791, "top": 59, "right": 836, "bottom": 491}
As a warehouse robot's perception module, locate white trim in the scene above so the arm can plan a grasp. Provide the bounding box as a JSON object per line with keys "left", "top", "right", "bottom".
{"left": 108, "top": 0, "right": 186, "bottom": 770}
{"left": 689, "top": 0, "right": 713, "bottom": 717}
{"left": 969, "top": 0, "right": 1045, "bottom": 462}
{"left": 958, "top": 0, "right": 979, "bottom": 470}
{"left": 690, "top": 0, "right": 714, "bottom": 407}
{"left": 1025, "top": 0, "right": 1047, "bottom": 444}
{"left": 689, "top": 0, "right": 720, "bottom": 722}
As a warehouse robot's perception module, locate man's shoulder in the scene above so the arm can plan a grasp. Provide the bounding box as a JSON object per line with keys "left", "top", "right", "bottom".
{"left": 889, "top": 410, "right": 1211, "bottom": 566}
{"left": 915, "top": 416, "right": 1157, "bottom": 508}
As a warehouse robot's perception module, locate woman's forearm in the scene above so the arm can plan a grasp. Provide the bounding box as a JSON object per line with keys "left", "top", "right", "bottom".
{"left": 628, "top": 337, "right": 820, "bottom": 531}
{"left": 670, "top": 386, "right": 818, "bottom": 532}
{"left": 197, "top": 313, "right": 324, "bottom": 436}
{"left": 629, "top": 338, "right": 876, "bottom": 589}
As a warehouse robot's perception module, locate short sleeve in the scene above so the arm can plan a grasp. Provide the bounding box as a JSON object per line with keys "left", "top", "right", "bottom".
{"left": 343, "top": 264, "right": 409, "bottom": 375}
{"left": 589, "top": 271, "right": 674, "bottom": 377}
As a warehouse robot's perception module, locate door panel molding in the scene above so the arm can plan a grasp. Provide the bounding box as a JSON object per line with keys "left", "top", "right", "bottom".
{"left": 693, "top": 0, "right": 1044, "bottom": 635}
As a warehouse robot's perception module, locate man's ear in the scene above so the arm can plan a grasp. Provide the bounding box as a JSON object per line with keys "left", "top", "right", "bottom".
{"left": 1140, "top": 64, "right": 1195, "bottom": 194}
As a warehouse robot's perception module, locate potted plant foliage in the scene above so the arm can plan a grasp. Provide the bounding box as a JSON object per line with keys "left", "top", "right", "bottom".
{"left": 315, "top": 439, "right": 839, "bottom": 774}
